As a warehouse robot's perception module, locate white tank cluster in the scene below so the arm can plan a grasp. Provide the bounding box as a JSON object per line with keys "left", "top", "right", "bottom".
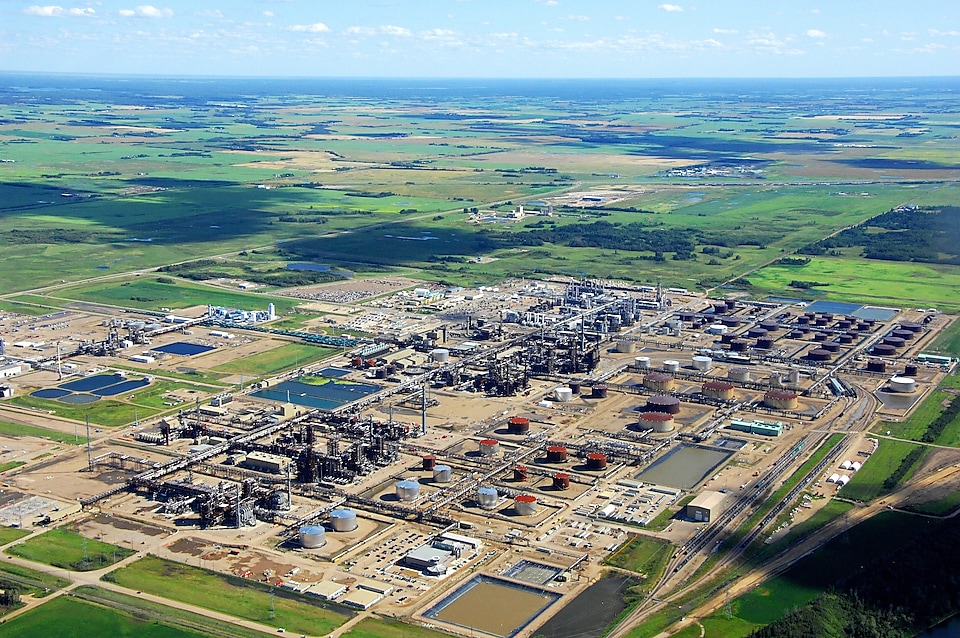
{"left": 396, "top": 479, "right": 421, "bottom": 502}
{"left": 298, "top": 525, "right": 327, "bottom": 549}
{"left": 329, "top": 508, "right": 358, "bottom": 532}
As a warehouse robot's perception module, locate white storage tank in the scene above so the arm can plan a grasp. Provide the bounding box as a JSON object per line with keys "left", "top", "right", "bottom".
{"left": 298, "top": 525, "right": 327, "bottom": 549}
{"left": 330, "top": 508, "right": 358, "bottom": 532}
{"left": 430, "top": 348, "right": 450, "bottom": 363}
{"left": 396, "top": 479, "right": 421, "bottom": 502}
{"left": 786, "top": 368, "right": 801, "bottom": 385}
{"left": 663, "top": 360, "right": 680, "bottom": 373}
{"left": 433, "top": 464, "right": 453, "bottom": 483}
{"left": 555, "top": 387, "right": 573, "bottom": 402}
{"left": 616, "top": 341, "right": 636, "bottom": 354}
{"left": 634, "top": 356, "right": 652, "bottom": 369}
{"left": 692, "top": 355, "right": 713, "bottom": 372}
{"left": 707, "top": 324, "right": 728, "bottom": 335}
{"left": 889, "top": 376, "right": 916, "bottom": 393}
{"left": 477, "top": 486, "right": 499, "bottom": 510}
{"left": 728, "top": 368, "right": 752, "bottom": 383}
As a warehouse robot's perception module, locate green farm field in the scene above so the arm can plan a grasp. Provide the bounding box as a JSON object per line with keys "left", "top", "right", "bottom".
{"left": 0, "top": 596, "right": 210, "bottom": 638}
{"left": 605, "top": 535, "right": 673, "bottom": 594}
{"left": 106, "top": 555, "right": 352, "bottom": 636}
{"left": 211, "top": 342, "right": 337, "bottom": 376}
{"left": 6, "top": 527, "right": 134, "bottom": 571}
{"left": 840, "top": 439, "right": 926, "bottom": 502}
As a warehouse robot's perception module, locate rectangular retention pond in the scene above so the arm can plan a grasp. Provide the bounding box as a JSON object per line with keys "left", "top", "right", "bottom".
{"left": 252, "top": 377, "right": 382, "bottom": 411}
{"left": 424, "top": 575, "right": 560, "bottom": 638}
{"left": 635, "top": 444, "right": 734, "bottom": 490}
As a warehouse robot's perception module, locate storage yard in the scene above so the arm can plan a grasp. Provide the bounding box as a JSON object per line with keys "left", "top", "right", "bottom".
{"left": 0, "top": 277, "right": 956, "bottom": 637}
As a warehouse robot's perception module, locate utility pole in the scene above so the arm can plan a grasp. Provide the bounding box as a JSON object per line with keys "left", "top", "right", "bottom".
{"left": 85, "top": 416, "right": 92, "bottom": 471}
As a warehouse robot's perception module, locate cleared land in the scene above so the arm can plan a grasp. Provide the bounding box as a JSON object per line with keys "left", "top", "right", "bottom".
{"left": 0, "top": 419, "right": 89, "bottom": 445}
{"left": 212, "top": 342, "right": 337, "bottom": 376}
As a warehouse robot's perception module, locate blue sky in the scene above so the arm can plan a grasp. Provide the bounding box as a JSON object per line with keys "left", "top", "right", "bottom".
{"left": 1, "top": 0, "right": 958, "bottom": 78}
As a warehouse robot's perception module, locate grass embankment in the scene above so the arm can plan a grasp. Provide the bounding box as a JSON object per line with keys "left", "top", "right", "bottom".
{"left": 644, "top": 495, "right": 694, "bottom": 532}
{"left": 0, "top": 528, "right": 31, "bottom": 546}
{"left": 0, "top": 560, "right": 71, "bottom": 593}
{"left": 0, "top": 461, "right": 26, "bottom": 473}
{"left": 212, "top": 342, "right": 337, "bottom": 376}
{"left": 0, "top": 595, "right": 209, "bottom": 638}
{"left": 6, "top": 527, "right": 134, "bottom": 571}
{"left": 106, "top": 555, "right": 351, "bottom": 636}
{"left": 605, "top": 535, "right": 673, "bottom": 595}
{"left": 342, "top": 616, "right": 459, "bottom": 638}
{"left": 0, "top": 419, "right": 89, "bottom": 445}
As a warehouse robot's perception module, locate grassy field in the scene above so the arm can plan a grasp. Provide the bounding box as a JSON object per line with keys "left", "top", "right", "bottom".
{"left": 0, "top": 419, "right": 89, "bottom": 445}
{"left": 644, "top": 495, "right": 695, "bottom": 532}
{"left": 73, "top": 586, "right": 275, "bottom": 638}
{"left": 0, "top": 461, "right": 26, "bottom": 473}
{"left": 6, "top": 527, "right": 134, "bottom": 571}
{"left": 744, "top": 256, "right": 960, "bottom": 312}
{"left": 875, "top": 388, "right": 960, "bottom": 447}
{"left": 106, "top": 555, "right": 351, "bottom": 636}
{"left": 604, "top": 535, "right": 673, "bottom": 593}
{"left": 904, "top": 492, "right": 960, "bottom": 516}
{"left": 0, "top": 560, "right": 71, "bottom": 592}
{"left": 212, "top": 342, "right": 337, "bottom": 376}
{"left": 749, "top": 499, "right": 854, "bottom": 565}
{"left": 341, "top": 616, "right": 460, "bottom": 638}
{"left": 0, "top": 527, "right": 31, "bottom": 546}
{"left": 927, "top": 317, "right": 960, "bottom": 356}
{"left": 0, "top": 595, "right": 209, "bottom": 638}
{"left": 838, "top": 439, "right": 925, "bottom": 502}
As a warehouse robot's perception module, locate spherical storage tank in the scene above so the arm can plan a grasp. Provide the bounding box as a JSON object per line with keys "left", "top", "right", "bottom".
{"left": 479, "top": 439, "right": 501, "bottom": 456}
{"left": 299, "top": 525, "right": 327, "bottom": 549}
{"left": 433, "top": 464, "right": 453, "bottom": 483}
{"left": 889, "top": 376, "right": 916, "bottom": 393}
{"left": 638, "top": 411, "right": 675, "bottom": 433}
{"left": 330, "top": 508, "right": 358, "bottom": 532}
{"left": 477, "top": 486, "right": 499, "bottom": 510}
{"left": 514, "top": 494, "right": 538, "bottom": 516}
{"left": 396, "top": 479, "right": 421, "bottom": 502}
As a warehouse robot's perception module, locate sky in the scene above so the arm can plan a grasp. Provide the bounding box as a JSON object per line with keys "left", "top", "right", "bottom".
{"left": 1, "top": 0, "right": 958, "bottom": 78}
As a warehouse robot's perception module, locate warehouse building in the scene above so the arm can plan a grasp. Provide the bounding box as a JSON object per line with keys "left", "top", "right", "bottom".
{"left": 240, "top": 451, "right": 291, "bottom": 474}
{"left": 686, "top": 490, "right": 725, "bottom": 523}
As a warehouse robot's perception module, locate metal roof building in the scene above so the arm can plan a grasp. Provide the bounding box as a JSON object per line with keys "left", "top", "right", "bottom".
{"left": 686, "top": 490, "right": 725, "bottom": 523}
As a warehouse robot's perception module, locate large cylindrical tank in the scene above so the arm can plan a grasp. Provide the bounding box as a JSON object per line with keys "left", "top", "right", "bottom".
{"left": 692, "top": 355, "right": 713, "bottom": 372}
{"left": 904, "top": 364, "right": 919, "bottom": 377}
{"left": 813, "top": 332, "right": 829, "bottom": 342}
{"left": 822, "top": 342, "right": 841, "bottom": 353}
{"left": 808, "top": 348, "right": 833, "bottom": 362}
{"left": 477, "top": 486, "right": 499, "bottom": 510}
{"left": 883, "top": 336, "right": 906, "bottom": 349}
{"left": 643, "top": 373, "right": 675, "bottom": 392}
{"left": 513, "top": 465, "right": 528, "bottom": 482}
{"left": 586, "top": 453, "right": 608, "bottom": 470}
{"left": 899, "top": 321, "right": 923, "bottom": 333}
{"left": 748, "top": 327, "right": 768, "bottom": 339}
{"left": 396, "top": 479, "right": 421, "bottom": 502}
{"left": 728, "top": 367, "right": 752, "bottom": 383}
{"left": 646, "top": 395, "right": 681, "bottom": 414}
{"left": 433, "top": 465, "right": 452, "bottom": 483}
{"left": 730, "top": 339, "right": 749, "bottom": 352}
{"left": 479, "top": 439, "right": 500, "bottom": 456}
{"left": 568, "top": 380, "right": 582, "bottom": 395}
{"left": 872, "top": 343, "right": 897, "bottom": 356}
{"left": 638, "top": 411, "right": 675, "bottom": 433}
{"left": 889, "top": 376, "right": 916, "bottom": 393}
{"left": 430, "top": 348, "right": 450, "bottom": 363}
{"left": 634, "top": 356, "right": 652, "bottom": 369}
{"left": 759, "top": 320, "right": 780, "bottom": 332}
{"left": 891, "top": 329, "right": 914, "bottom": 341}
{"left": 298, "top": 525, "right": 327, "bottom": 549}
{"left": 764, "top": 389, "right": 799, "bottom": 410}
{"left": 720, "top": 316, "right": 740, "bottom": 327}
{"left": 702, "top": 380, "right": 735, "bottom": 400}
{"left": 867, "top": 359, "right": 887, "bottom": 372}
{"left": 707, "top": 324, "right": 728, "bottom": 335}
{"left": 591, "top": 385, "right": 608, "bottom": 399}
{"left": 553, "top": 473, "right": 571, "bottom": 490}
{"left": 546, "top": 445, "right": 568, "bottom": 463}
{"left": 662, "top": 360, "right": 681, "bottom": 373}
{"left": 555, "top": 387, "right": 573, "bottom": 402}
{"left": 330, "top": 508, "right": 358, "bottom": 532}
{"left": 786, "top": 368, "right": 801, "bottom": 385}
{"left": 616, "top": 341, "right": 636, "bottom": 354}
{"left": 514, "top": 494, "right": 538, "bottom": 516}
{"left": 756, "top": 336, "right": 776, "bottom": 350}
{"left": 422, "top": 455, "right": 437, "bottom": 471}
{"left": 838, "top": 333, "right": 855, "bottom": 344}
{"left": 507, "top": 417, "right": 530, "bottom": 434}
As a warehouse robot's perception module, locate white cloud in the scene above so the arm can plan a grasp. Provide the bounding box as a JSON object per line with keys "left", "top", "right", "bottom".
{"left": 263, "top": 10, "right": 274, "bottom": 17}
{"left": 930, "top": 29, "right": 960, "bottom": 37}
{"left": 806, "top": 29, "right": 826, "bottom": 38}
{"left": 195, "top": 9, "right": 224, "bottom": 18}
{"left": 287, "top": 22, "right": 330, "bottom": 33}
{"left": 659, "top": 4, "right": 683, "bottom": 12}
{"left": 24, "top": 5, "right": 95, "bottom": 17}
{"left": 381, "top": 25, "right": 412, "bottom": 36}
{"left": 713, "top": 28, "right": 738, "bottom": 35}
{"left": 563, "top": 14, "right": 589, "bottom": 22}
{"left": 536, "top": 0, "right": 560, "bottom": 5}
{"left": 119, "top": 6, "right": 174, "bottom": 18}
{"left": 344, "top": 25, "right": 412, "bottom": 37}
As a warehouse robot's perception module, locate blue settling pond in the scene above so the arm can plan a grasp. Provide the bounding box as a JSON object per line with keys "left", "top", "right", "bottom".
{"left": 152, "top": 342, "right": 215, "bottom": 356}
{"left": 252, "top": 378, "right": 382, "bottom": 411}
{"left": 804, "top": 300, "right": 863, "bottom": 315}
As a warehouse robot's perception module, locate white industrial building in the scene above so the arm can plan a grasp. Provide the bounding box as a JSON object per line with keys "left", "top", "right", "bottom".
{"left": 0, "top": 363, "right": 22, "bottom": 379}
{"left": 686, "top": 490, "right": 725, "bottom": 523}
